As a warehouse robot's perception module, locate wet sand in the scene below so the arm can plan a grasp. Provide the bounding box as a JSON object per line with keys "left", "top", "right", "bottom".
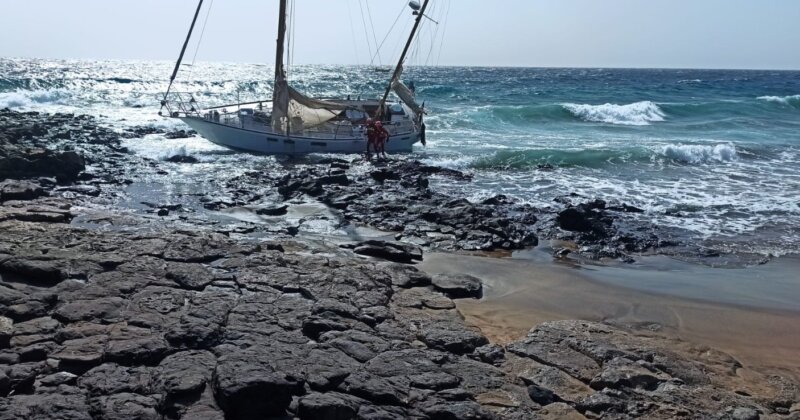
{"left": 419, "top": 249, "right": 800, "bottom": 378}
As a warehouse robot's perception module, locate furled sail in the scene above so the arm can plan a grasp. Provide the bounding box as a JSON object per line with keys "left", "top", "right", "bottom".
{"left": 272, "top": 81, "right": 348, "bottom": 133}
{"left": 391, "top": 79, "right": 424, "bottom": 117}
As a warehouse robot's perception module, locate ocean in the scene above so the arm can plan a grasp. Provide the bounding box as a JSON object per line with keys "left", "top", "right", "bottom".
{"left": 2, "top": 58, "right": 799, "bottom": 257}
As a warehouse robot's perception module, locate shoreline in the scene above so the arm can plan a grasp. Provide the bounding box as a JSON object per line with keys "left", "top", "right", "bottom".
{"left": 2, "top": 108, "right": 799, "bottom": 418}
{"left": 419, "top": 250, "right": 800, "bottom": 379}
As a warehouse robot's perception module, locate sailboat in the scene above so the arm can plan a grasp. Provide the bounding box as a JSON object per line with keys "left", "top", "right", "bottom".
{"left": 159, "top": 0, "right": 430, "bottom": 155}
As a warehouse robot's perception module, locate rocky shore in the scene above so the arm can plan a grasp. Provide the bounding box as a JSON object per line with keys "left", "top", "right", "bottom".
{"left": 1, "top": 109, "right": 798, "bottom": 419}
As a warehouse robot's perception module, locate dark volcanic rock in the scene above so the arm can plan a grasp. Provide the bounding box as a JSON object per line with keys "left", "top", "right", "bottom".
{"left": 90, "top": 392, "right": 160, "bottom": 420}
{"left": 431, "top": 273, "right": 483, "bottom": 299}
{"left": 556, "top": 205, "right": 612, "bottom": 238}
{"left": 0, "top": 221, "right": 792, "bottom": 420}
{"left": 297, "top": 391, "right": 362, "bottom": 420}
{"left": 255, "top": 204, "right": 289, "bottom": 216}
{"left": 164, "top": 129, "right": 196, "bottom": 139}
{"left": 0, "top": 109, "right": 792, "bottom": 420}
{"left": 527, "top": 383, "right": 559, "bottom": 405}
{"left": 350, "top": 240, "right": 423, "bottom": 263}
{"left": 0, "top": 180, "right": 45, "bottom": 201}
{"left": 213, "top": 348, "right": 303, "bottom": 418}
{"left": 166, "top": 154, "right": 198, "bottom": 163}
{"left": 0, "top": 150, "right": 85, "bottom": 182}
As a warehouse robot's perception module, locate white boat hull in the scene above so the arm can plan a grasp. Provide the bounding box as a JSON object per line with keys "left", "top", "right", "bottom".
{"left": 180, "top": 117, "right": 420, "bottom": 155}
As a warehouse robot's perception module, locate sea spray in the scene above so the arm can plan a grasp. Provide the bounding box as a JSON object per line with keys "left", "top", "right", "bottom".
{"left": 0, "top": 89, "right": 72, "bottom": 109}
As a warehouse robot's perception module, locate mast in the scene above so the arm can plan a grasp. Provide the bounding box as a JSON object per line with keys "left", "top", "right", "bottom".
{"left": 274, "top": 0, "right": 288, "bottom": 85}
{"left": 273, "top": 0, "right": 289, "bottom": 135}
{"left": 160, "top": 0, "right": 205, "bottom": 113}
{"left": 378, "top": 0, "right": 430, "bottom": 117}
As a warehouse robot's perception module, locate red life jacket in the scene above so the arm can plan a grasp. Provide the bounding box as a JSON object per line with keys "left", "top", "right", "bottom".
{"left": 366, "top": 123, "right": 379, "bottom": 142}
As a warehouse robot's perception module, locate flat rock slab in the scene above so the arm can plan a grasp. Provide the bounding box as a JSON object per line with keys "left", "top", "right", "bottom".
{"left": 0, "top": 180, "right": 45, "bottom": 202}
{"left": 431, "top": 273, "right": 483, "bottom": 299}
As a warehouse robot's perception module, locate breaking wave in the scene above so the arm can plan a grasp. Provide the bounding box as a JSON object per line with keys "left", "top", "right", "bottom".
{"left": 655, "top": 143, "right": 738, "bottom": 164}
{"left": 0, "top": 89, "right": 71, "bottom": 109}
{"left": 562, "top": 101, "right": 666, "bottom": 125}
{"left": 757, "top": 94, "right": 800, "bottom": 108}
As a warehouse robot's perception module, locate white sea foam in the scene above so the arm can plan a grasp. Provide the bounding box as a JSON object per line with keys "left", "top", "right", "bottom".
{"left": 0, "top": 89, "right": 71, "bottom": 109}
{"left": 757, "top": 94, "right": 800, "bottom": 106}
{"left": 122, "top": 134, "right": 227, "bottom": 163}
{"left": 656, "top": 143, "right": 738, "bottom": 164}
{"left": 0, "top": 92, "right": 32, "bottom": 108}
{"left": 420, "top": 155, "right": 476, "bottom": 170}
{"left": 562, "top": 101, "right": 666, "bottom": 125}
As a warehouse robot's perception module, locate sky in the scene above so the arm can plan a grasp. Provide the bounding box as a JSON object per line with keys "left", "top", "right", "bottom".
{"left": 1, "top": 0, "right": 799, "bottom": 69}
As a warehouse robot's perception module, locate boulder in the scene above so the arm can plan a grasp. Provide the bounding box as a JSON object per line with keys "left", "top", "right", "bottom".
{"left": 418, "top": 322, "right": 489, "bottom": 354}
{"left": 256, "top": 204, "right": 289, "bottom": 216}
{"left": 166, "top": 154, "right": 198, "bottom": 163}
{"left": 350, "top": 240, "right": 423, "bottom": 263}
{"left": 431, "top": 273, "right": 483, "bottom": 299}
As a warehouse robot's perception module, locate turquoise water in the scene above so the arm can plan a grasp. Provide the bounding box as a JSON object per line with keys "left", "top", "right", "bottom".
{"left": 1, "top": 58, "right": 799, "bottom": 255}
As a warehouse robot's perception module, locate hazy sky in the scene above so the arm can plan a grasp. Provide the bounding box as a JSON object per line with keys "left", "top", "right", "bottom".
{"left": 1, "top": 0, "right": 799, "bottom": 69}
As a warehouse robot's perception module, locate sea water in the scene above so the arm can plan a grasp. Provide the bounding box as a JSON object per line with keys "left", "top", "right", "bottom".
{"left": 1, "top": 58, "right": 799, "bottom": 257}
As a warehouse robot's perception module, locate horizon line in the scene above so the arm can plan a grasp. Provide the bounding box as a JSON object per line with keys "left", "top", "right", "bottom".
{"left": 2, "top": 55, "right": 799, "bottom": 72}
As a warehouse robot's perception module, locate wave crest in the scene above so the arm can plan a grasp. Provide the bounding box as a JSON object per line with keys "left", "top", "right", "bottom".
{"left": 657, "top": 143, "right": 738, "bottom": 164}
{"left": 562, "top": 101, "right": 666, "bottom": 125}
{"left": 468, "top": 143, "right": 740, "bottom": 170}
{"left": 757, "top": 94, "right": 800, "bottom": 108}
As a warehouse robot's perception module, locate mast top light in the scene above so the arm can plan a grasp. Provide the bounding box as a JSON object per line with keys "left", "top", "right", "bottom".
{"left": 408, "top": 1, "right": 421, "bottom": 12}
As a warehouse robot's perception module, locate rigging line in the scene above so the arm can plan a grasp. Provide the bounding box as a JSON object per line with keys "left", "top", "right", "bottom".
{"left": 292, "top": 0, "right": 297, "bottom": 69}
{"left": 436, "top": 0, "right": 451, "bottom": 66}
{"left": 424, "top": 1, "right": 442, "bottom": 66}
{"left": 363, "top": 0, "right": 382, "bottom": 66}
{"left": 367, "top": 1, "right": 407, "bottom": 70}
{"left": 357, "top": 0, "right": 375, "bottom": 66}
{"left": 286, "top": 0, "right": 291, "bottom": 74}
{"left": 189, "top": 0, "right": 214, "bottom": 77}
{"left": 186, "top": 0, "right": 214, "bottom": 83}
{"left": 345, "top": 1, "right": 361, "bottom": 66}
{"left": 161, "top": 0, "right": 204, "bottom": 111}
{"left": 390, "top": 17, "right": 413, "bottom": 69}
{"left": 291, "top": 0, "right": 297, "bottom": 73}
{"left": 286, "top": 0, "right": 295, "bottom": 77}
